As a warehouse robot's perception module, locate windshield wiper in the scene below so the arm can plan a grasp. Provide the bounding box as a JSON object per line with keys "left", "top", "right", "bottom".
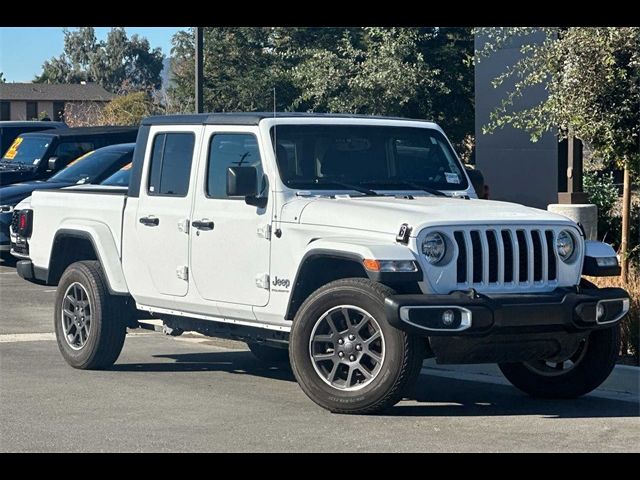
{"left": 360, "top": 180, "right": 447, "bottom": 197}
{"left": 292, "top": 179, "right": 383, "bottom": 197}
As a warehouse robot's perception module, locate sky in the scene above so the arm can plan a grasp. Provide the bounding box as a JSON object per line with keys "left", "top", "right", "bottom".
{"left": 0, "top": 27, "right": 184, "bottom": 82}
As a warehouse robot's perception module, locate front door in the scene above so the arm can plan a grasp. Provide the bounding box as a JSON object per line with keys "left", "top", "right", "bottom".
{"left": 132, "top": 127, "right": 199, "bottom": 297}
{"left": 190, "top": 128, "right": 272, "bottom": 309}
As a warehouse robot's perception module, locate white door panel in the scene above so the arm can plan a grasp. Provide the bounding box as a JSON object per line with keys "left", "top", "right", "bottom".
{"left": 190, "top": 128, "right": 272, "bottom": 308}
{"left": 127, "top": 126, "right": 202, "bottom": 298}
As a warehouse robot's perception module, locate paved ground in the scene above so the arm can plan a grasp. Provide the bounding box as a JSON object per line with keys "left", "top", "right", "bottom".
{"left": 1, "top": 255, "right": 638, "bottom": 452}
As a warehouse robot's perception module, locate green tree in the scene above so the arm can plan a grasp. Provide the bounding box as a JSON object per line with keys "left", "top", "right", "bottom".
{"left": 167, "top": 27, "right": 474, "bottom": 149}
{"left": 168, "top": 27, "right": 293, "bottom": 113}
{"left": 0, "top": 72, "right": 6, "bottom": 83}
{"left": 101, "top": 91, "right": 159, "bottom": 126}
{"left": 475, "top": 27, "right": 640, "bottom": 281}
{"left": 35, "top": 27, "right": 164, "bottom": 94}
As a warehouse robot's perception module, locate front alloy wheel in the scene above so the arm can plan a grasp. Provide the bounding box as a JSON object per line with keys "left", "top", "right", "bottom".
{"left": 290, "top": 278, "right": 424, "bottom": 414}
{"left": 309, "top": 305, "right": 385, "bottom": 391}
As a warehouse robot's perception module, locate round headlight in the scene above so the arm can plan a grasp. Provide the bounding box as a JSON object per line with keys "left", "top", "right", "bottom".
{"left": 556, "top": 230, "right": 575, "bottom": 262}
{"left": 422, "top": 232, "right": 447, "bottom": 264}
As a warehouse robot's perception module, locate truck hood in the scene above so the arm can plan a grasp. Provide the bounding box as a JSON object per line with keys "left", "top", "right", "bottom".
{"left": 282, "top": 195, "right": 575, "bottom": 235}
{"left": 0, "top": 168, "right": 39, "bottom": 187}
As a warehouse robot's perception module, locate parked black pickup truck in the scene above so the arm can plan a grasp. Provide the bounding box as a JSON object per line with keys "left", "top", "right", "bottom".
{"left": 0, "top": 121, "right": 67, "bottom": 157}
{"left": 0, "top": 126, "right": 138, "bottom": 186}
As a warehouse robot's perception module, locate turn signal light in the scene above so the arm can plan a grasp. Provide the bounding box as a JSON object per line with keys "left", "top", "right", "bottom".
{"left": 362, "top": 259, "right": 418, "bottom": 273}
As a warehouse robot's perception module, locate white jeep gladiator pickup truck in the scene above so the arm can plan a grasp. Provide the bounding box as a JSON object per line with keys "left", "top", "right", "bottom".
{"left": 15, "top": 113, "right": 630, "bottom": 414}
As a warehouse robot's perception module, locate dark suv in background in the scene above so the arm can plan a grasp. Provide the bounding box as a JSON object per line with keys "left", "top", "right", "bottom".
{"left": 0, "top": 126, "right": 138, "bottom": 186}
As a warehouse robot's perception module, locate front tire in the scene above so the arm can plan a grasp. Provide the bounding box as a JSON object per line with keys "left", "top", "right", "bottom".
{"left": 499, "top": 325, "right": 620, "bottom": 398}
{"left": 54, "top": 261, "right": 127, "bottom": 370}
{"left": 289, "top": 278, "right": 424, "bottom": 414}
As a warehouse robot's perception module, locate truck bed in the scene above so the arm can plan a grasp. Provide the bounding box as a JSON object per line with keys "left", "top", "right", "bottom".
{"left": 29, "top": 188, "right": 128, "bottom": 270}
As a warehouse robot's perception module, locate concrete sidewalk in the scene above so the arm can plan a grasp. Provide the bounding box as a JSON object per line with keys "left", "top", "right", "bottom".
{"left": 422, "top": 359, "right": 640, "bottom": 404}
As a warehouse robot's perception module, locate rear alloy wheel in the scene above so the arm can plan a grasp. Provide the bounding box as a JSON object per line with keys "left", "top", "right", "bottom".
{"left": 54, "top": 261, "right": 127, "bottom": 370}
{"left": 290, "top": 278, "right": 424, "bottom": 414}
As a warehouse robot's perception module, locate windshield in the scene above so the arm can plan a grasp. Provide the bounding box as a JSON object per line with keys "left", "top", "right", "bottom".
{"left": 48, "top": 149, "right": 132, "bottom": 184}
{"left": 101, "top": 163, "right": 131, "bottom": 186}
{"left": 1, "top": 135, "right": 52, "bottom": 165}
{"left": 271, "top": 125, "right": 468, "bottom": 193}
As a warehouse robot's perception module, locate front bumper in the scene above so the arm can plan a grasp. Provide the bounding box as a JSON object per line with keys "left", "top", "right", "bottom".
{"left": 385, "top": 287, "right": 630, "bottom": 364}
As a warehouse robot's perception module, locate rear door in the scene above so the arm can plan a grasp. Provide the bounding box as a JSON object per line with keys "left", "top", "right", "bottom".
{"left": 129, "top": 126, "right": 201, "bottom": 297}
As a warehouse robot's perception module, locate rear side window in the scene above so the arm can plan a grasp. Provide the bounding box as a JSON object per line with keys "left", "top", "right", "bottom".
{"left": 147, "top": 132, "right": 195, "bottom": 196}
{"left": 54, "top": 141, "right": 95, "bottom": 162}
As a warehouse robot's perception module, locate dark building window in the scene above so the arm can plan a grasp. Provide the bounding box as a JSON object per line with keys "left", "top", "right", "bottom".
{"left": 0, "top": 101, "right": 10, "bottom": 121}
{"left": 53, "top": 101, "right": 65, "bottom": 122}
{"left": 26, "top": 101, "right": 38, "bottom": 120}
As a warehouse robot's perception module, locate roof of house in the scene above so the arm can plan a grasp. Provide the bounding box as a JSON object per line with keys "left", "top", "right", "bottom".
{"left": 142, "top": 112, "right": 435, "bottom": 126}
{"left": 0, "top": 83, "right": 115, "bottom": 102}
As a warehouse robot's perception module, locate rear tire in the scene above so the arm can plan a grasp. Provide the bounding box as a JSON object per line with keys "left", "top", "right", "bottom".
{"left": 499, "top": 325, "right": 620, "bottom": 398}
{"left": 289, "top": 278, "right": 424, "bottom": 414}
{"left": 54, "top": 261, "right": 127, "bottom": 370}
{"left": 247, "top": 342, "right": 290, "bottom": 364}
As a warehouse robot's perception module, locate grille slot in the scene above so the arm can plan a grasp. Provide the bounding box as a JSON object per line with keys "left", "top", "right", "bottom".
{"left": 545, "top": 230, "right": 557, "bottom": 281}
{"left": 470, "top": 231, "right": 483, "bottom": 283}
{"left": 453, "top": 227, "right": 560, "bottom": 288}
{"left": 454, "top": 231, "right": 467, "bottom": 283}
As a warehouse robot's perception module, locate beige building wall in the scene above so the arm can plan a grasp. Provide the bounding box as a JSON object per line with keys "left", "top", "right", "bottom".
{"left": 9, "top": 101, "right": 26, "bottom": 120}
{"left": 8, "top": 100, "right": 56, "bottom": 120}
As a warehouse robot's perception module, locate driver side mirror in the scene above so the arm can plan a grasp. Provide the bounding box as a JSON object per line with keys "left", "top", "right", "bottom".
{"left": 47, "top": 156, "right": 63, "bottom": 171}
{"left": 227, "top": 166, "right": 267, "bottom": 208}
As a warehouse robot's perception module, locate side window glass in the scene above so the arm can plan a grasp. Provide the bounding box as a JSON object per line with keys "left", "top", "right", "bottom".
{"left": 54, "top": 141, "right": 94, "bottom": 162}
{"left": 147, "top": 132, "right": 195, "bottom": 196}
{"left": 207, "top": 134, "right": 264, "bottom": 199}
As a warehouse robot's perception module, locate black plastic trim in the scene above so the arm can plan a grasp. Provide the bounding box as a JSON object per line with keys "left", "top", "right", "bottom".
{"left": 582, "top": 256, "right": 621, "bottom": 277}
{"left": 127, "top": 125, "right": 150, "bottom": 198}
{"left": 284, "top": 248, "right": 423, "bottom": 320}
{"left": 385, "top": 287, "right": 630, "bottom": 337}
{"left": 49, "top": 229, "right": 127, "bottom": 296}
{"left": 16, "top": 260, "right": 47, "bottom": 283}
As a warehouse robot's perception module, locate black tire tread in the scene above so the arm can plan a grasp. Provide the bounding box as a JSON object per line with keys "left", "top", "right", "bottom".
{"left": 498, "top": 325, "right": 620, "bottom": 399}
{"left": 55, "top": 260, "right": 126, "bottom": 370}
{"left": 291, "top": 278, "right": 423, "bottom": 414}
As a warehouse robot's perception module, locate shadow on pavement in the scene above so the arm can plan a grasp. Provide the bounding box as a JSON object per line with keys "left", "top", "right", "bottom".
{"left": 113, "top": 350, "right": 639, "bottom": 419}
{"left": 0, "top": 252, "right": 17, "bottom": 268}
{"left": 113, "top": 350, "right": 296, "bottom": 382}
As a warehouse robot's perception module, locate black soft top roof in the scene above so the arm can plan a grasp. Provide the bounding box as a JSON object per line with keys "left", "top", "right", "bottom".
{"left": 142, "top": 112, "right": 433, "bottom": 126}
{"left": 19, "top": 126, "right": 138, "bottom": 139}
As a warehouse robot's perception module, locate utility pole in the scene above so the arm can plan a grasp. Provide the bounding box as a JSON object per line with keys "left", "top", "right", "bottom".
{"left": 195, "top": 27, "right": 204, "bottom": 114}
{"left": 621, "top": 166, "right": 631, "bottom": 283}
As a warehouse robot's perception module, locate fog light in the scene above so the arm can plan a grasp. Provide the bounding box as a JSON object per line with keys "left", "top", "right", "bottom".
{"left": 442, "top": 310, "right": 455, "bottom": 326}
{"left": 596, "top": 303, "right": 606, "bottom": 321}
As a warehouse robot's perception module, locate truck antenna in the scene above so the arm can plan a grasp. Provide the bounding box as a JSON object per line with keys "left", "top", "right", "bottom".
{"left": 273, "top": 87, "right": 277, "bottom": 155}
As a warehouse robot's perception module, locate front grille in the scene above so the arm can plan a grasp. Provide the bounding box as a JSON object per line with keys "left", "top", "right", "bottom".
{"left": 454, "top": 227, "right": 558, "bottom": 287}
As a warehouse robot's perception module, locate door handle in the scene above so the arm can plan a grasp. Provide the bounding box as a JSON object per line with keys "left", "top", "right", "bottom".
{"left": 192, "top": 219, "right": 214, "bottom": 231}
{"left": 139, "top": 216, "right": 159, "bottom": 226}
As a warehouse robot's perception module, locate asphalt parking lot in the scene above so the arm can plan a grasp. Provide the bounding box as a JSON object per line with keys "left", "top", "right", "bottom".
{"left": 1, "top": 255, "right": 638, "bottom": 452}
